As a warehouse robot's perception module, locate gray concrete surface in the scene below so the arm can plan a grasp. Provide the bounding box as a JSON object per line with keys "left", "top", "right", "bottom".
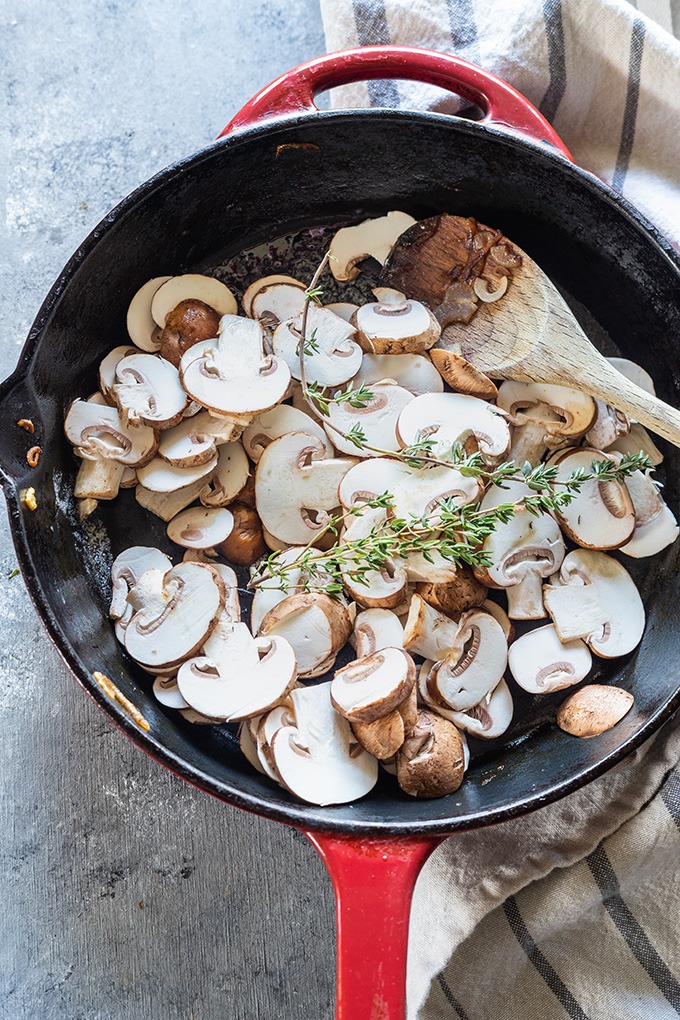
{"left": 0, "top": 3, "right": 337, "bottom": 1018}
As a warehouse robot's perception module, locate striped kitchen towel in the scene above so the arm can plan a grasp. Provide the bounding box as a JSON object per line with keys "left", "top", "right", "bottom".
{"left": 318, "top": 1, "right": 680, "bottom": 1017}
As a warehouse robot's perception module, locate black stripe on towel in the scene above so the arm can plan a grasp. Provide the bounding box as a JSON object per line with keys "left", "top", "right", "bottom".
{"left": 612, "top": 17, "right": 646, "bottom": 191}
{"left": 352, "top": 0, "right": 401, "bottom": 108}
{"left": 661, "top": 768, "right": 680, "bottom": 832}
{"left": 445, "top": 0, "right": 479, "bottom": 62}
{"left": 539, "top": 0, "right": 567, "bottom": 122}
{"left": 586, "top": 844, "right": 680, "bottom": 1009}
{"left": 503, "top": 896, "right": 592, "bottom": 1020}
{"left": 438, "top": 973, "right": 472, "bottom": 1020}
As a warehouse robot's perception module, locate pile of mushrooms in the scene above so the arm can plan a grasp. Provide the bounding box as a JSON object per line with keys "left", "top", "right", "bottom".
{"left": 63, "top": 212, "right": 678, "bottom": 807}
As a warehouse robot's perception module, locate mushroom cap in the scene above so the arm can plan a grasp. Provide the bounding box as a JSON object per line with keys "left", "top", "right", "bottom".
{"left": 325, "top": 383, "right": 414, "bottom": 457}
{"left": 255, "top": 431, "right": 357, "bottom": 546}
{"left": 242, "top": 404, "right": 333, "bottom": 463}
{"left": 352, "top": 607, "right": 405, "bottom": 658}
{"left": 127, "top": 276, "right": 172, "bottom": 350}
{"left": 249, "top": 281, "right": 307, "bottom": 325}
{"left": 427, "top": 608, "right": 508, "bottom": 711}
{"left": 258, "top": 592, "right": 352, "bottom": 679}
{"left": 250, "top": 545, "right": 342, "bottom": 634}
{"left": 110, "top": 545, "right": 173, "bottom": 624}
{"left": 158, "top": 410, "right": 242, "bottom": 468}
{"left": 391, "top": 463, "right": 482, "bottom": 522}
{"left": 352, "top": 297, "right": 441, "bottom": 355}
{"left": 329, "top": 211, "right": 416, "bottom": 282}
{"left": 331, "top": 648, "right": 416, "bottom": 723}
{"left": 352, "top": 353, "right": 444, "bottom": 396}
{"left": 396, "top": 710, "right": 465, "bottom": 798}
{"left": 428, "top": 349, "right": 498, "bottom": 400}
{"left": 112, "top": 352, "right": 188, "bottom": 429}
{"left": 242, "top": 275, "right": 305, "bottom": 317}
{"left": 585, "top": 400, "right": 630, "bottom": 450}
{"left": 351, "top": 710, "right": 406, "bottom": 760}
{"left": 496, "top": 381, "right": 596, "bottom": 440}
{"left": 151, "top": 275, "right": 237, "bottom": 326}
{"left": 272, "top": 305, "right": 363, "bottom": 388}
{"left": 544, "top": 549, "right": 645, "bottom": 658}
{"left": 199, "top": 441, "right": 250, "bottom": 508}
{"left": 181, "top": 315, "right": 290, "bottom": 416}
{"left": 124, "top": 562, "right": 225, "bottom": 669}
{"left": 340, "top": 507, "right": 410, "bottom": 609}
{"left": 136, "top": 453, "right": 218, "bottom": 492}
{"left": 618, "top": 468, "right": 679, "bottom": 558}
{"left": 397, "top": 392, "right": 511, "bottom": 463}
{"left": 153, "top": 674, "right": 188, "bottom": 710}
{"left": 338, "top": 458, "right": 409, "bottom": 509}
{"left": 271, "top": 682, "right": 379, "bottom": 806}
{"left": 508, "top": 624, "right": 592, "bottom": 694}
{"left": 99, "top": 345, "right": 138, "bottom": 400}
{"left": 416, "top": 568, "right": 488, "bottom": 619}
{"left": 64, "top": 399, "right": 159, "bottom": 467}
{"left": 550, "top": 448, "right": 635, "bottom": 550}
{"left": 167, "top": 507, "right": 234, "bottom": 549}
{"left": 557, "top": 683, "right": 634, "bottom": 737}
{"left": 177, "top": 622, "right": 297, "bottom": 722}
{"left": 448, "top": 679, "right": 514, "bottom": 739}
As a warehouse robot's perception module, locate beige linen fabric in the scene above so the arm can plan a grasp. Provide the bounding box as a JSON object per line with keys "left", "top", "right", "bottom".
{"left": 318, "top": 1, "right": 680, "bottom": 1016}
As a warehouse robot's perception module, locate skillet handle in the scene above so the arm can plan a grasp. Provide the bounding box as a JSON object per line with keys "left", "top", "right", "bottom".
{"left": 305, "top": 830, "right": 443, "bottom": 1019}
{"left": 220, "top": 46, "right": 573, "bottom": 160}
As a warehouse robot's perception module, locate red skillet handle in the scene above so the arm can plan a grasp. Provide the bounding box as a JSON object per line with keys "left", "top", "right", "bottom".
{"left": 220, "top": 46, "right": 573, "bottom": 160}
{"left": 305, "top": 830, "right": 444, "bottom": 1019}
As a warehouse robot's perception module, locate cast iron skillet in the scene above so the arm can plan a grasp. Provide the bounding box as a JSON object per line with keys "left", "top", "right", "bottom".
{"left": 2, "top": 48, "right": 680, "bottom": 1018}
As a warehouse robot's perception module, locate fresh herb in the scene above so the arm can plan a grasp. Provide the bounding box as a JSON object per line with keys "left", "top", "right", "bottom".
{"left": 7, "top": 568, "right": 19, "bottom": 580}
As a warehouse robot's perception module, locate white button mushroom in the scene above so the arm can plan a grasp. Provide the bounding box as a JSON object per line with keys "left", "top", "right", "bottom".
{"left": 617, "top": 466, "right": 679, "bottom": 558}
{"left": 111, "top": 353, "right": 189, "bottom": 430}
{"left": 403, "top": 594, "right": 461, "bottom": 662}
{"left": 242, "top": 405, "right": 333, "bottom": 463}
{"left": 198, "top": 441, "right": 250, "bottom": 508}
{"left": 331, "top": 648, "right": 415, "bottom": 723}
{"left": 351, "top": 352, "right": 444, "bottom": 396}
{"left": 272, "top": 305, "right": 363, "bottom": 389}
{"left": 426, "top": 608, "right": 508, "bottom": 711}
{"left": 109, "top": 546, "right": 173, "bottom": 643}
{"left": 351, "top": 290, "right": 441, "bottom": 356}
{"left": 496, "top": 381, "right": 596, "bottom": 466}
{"left": 352, "top": 608, "right": 405, "bottom": 657}
{"left": 397, "top": 392, "right": 511, "bottom": 464}
{"left": 158, "top": 410, "right": 243, "bottom": 468}
{"left": 447, "top": 679, "right": 514, "bottom": 740}
{"left": 508, "top": 624, "right": 592, "bottom": 694}
{"left": 258, "top": 592, "right": 352, "bottom": 679}
{"left": 549, "top": 448, "right": 635, "bottom": 550}
{"left": 166, "top": 507, "right": 234, "bottom": 550}
{"left": 325, "top": 383, "right": 415, "bottom": 457}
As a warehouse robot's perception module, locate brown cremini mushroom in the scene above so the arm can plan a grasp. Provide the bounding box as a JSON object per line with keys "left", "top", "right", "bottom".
{"left": 159, "top": 299, "right": 221, "bottom": 367}
{"left": 396, "top": 710, "right": 465, "bottom": 798}
{"left": 217, "top": 503, "right": 267, "bottom": 566}
{"left": 556, "top": 684, "right": 634, "bottom": 737}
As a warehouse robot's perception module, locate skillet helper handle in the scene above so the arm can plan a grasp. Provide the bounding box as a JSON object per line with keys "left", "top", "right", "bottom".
{"left": 220, "top": 46, "right": 574, "bottom": 160}
{"left": 306, "top": 831, "right": 443, "bottom": 1020}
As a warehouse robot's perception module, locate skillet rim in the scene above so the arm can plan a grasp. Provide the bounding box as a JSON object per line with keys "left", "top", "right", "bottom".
{"left": 2, "top": 107, "right": 680, "bottom": 836}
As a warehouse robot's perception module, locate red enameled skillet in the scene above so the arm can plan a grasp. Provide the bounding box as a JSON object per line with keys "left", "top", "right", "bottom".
{"left": 2, "top": 47, "right": 680, "bottom": 1019}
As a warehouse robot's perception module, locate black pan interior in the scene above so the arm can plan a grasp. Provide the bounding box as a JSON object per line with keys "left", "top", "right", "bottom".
{"left": 2, "top": 110, "right": 680, "bottom": 835}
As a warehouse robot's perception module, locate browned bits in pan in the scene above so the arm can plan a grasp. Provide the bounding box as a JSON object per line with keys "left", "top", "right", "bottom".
{"left": 17, "top": 418, "right": 35, "bottom": 433}
{"left": 93, "top": 671, "right": 151, "bottom": 731}
{"left": 26, "top": 446, "right": 41, "bottom": 468}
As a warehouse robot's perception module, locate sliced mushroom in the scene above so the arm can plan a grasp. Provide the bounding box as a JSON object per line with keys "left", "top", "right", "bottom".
{"left": 351, "top": 710, "right": 406, "bottom": 761}
{"left": 543, "top": 549, "right": 645, "bottom": 657}
{"left": 242, "top": 404, "right": 333, "bottom": 462}
{"left": 618, "top": 466, "right": 679, "bottom": 558}
{"left": 167, "top": 506, "right": 234, "bottom": 549}
{"left": 64, "top": 399, "right": 159, "bottom": 467}
{"left": 403, "top": 594, "right": 461, "bottom": 661}
{"left": 325, "top": 302, "right": 360, "bottom": 323}
{"left": 448, "top": 679, "right": 514, "bottom": 739}
{"left": 338, "top": 458, "right": 409, "bottom": 509}
{"left": 557, "top": 684, "right": 634, "bottom": 737}
{"left": 153, "top": 675, "right": 189, "bottom": 710}
{"left": 270, "top": 682, "right": 379, "bottom": 806}
{"left": 607, "top": 358, "right": 655, "bottom": 399}
{"left": 124, "top": 562, "right": 225, "bottom": 670}
{"left": 329, "top": 211, "right": 416, "bottom": 282}
{"left": 585, "top": 400, "right": 630, "bottom": 450}
{"left": 74, "top": 458, "right": 126, "bottom": 501}
{"left": 177, "top": 621, "right": 297, "bottom": 722}
{"left": 352, "top": 353, "right": 444, "bottom": 398}
{"left": 272, "top": 305, "right": 363, "bottom": 388}
{"left": 497, "top": 381, "right": 597, "bottom": 466}
{"left": 352, "top": 608, "right": 404, "bottom": 657}
{"left": 390, "top": 462, "right": 482, "bottom": 522}
{"left": 481, "top": 599, "right": 516, "bottom": 644}
{"left": 608, "top": 422, "right": 664, "bottom": 467}
{"left": 199, "top": 441, "right": 250, "bottom": 508}
{"left": 109, "top": 352, "right": 188, "bottom": 430}
{"left": 351, "top": 291, "right": 441, "bottom": 356}
{"left": 242, "top": 275, "right": 305, "bottom": 317}
{"left": 127, "top": 276, "right": 172, "bottom": 351}
{"left": 258, "top": 592, "right": 352, "bottom": 679}
{"left": 508, "top": 624, "right": 592, "bottom": 694}
{"left": 158, "top": 409, "right": 242, "bottom": 468}
{"left": 150, "top": 275, "right": 237, "bottom": 327}
{"left": 331, "top": 648, "right": 415, "bottom": 723}
{"left": 246, "top": 279, "right": 307, "bottom": 326}
{"left": 255, "top": 431, "right": 357, "bottom": 546}
{"left": 397, "top": 392, "right": 511, "bottom": 464}
{"left": 396, "top": 710, "right": 465, "bottom": 798}
{"left": 159, "top": 300, "right": 222, "bottom": 367}
{"left": 250, "top": 545, "right": 341, "bottom": 634}
{"left": 136, "top": 453, "right": 217, "bottom": 492}
{"left": 239, "top": 718, "right": 267, "bottom": 774}
{"left": 416, "top": 568, "right": 488, "bottom": 619}
{"left": 135, "top": 477, "right": 206, "bottom": 521}
{"left": 340, "top": 507, "right": 410, "bottom": 609}
{"left": 99, "top": 346, "right": 138, "bottom": 401}
{"left": 181, "top": 314, "right": 290, "bottom": 416}
{"left": 110, "top": 545, "right": 173, "bottom": 644}
{"left": 549, "top": 448, "right": 635, "bottom": 550}
{"left": 475, "top": 479, "right": 565, "bottom": 619}
{"left": 429, "top": 349, "right": 497, "bottom": 400}
{"left": 325, "top": 382, "right": 414, "bottom": 457}
{"left": 426, "top": 608, "right": 508, "bottom": 711}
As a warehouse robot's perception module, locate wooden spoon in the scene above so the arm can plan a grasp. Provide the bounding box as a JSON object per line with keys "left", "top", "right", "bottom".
{"left": 445, "top": 247, "right": 680, "bottom": 448}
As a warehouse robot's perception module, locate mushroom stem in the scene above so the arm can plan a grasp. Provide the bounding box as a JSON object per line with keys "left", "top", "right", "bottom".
{"left": 506, "top": 571, "right": 546, "bottom": 620}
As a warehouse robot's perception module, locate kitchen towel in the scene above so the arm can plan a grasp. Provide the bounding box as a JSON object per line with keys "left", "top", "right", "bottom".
{"left": 318, "top": 1, "right": 680, "bottom": 1017}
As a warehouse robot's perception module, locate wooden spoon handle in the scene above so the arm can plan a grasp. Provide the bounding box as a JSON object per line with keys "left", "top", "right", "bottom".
{"left": 577, "top": 359, "right": 680, "bottom": 448}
